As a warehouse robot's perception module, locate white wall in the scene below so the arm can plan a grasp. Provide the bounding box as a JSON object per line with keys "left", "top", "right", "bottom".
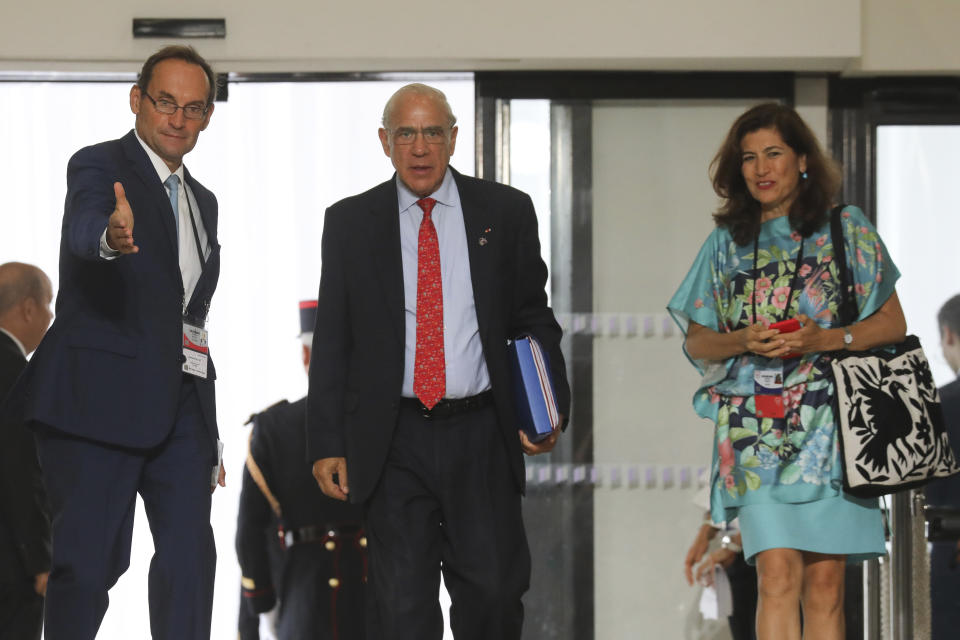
{"left": 7, "top": 1, "right": 960, "bottom": 75}
{"left": 858, "top": 0, "right": 960, "bottom": 73}
{"left": 0, "top": 0, "right": 914, "bottom": 74}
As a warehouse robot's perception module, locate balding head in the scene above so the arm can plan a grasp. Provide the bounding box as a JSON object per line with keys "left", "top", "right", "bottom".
{"left": 0, "top": 262, "right": 53, "bottom": 355}
{"left": 381, "top": 84, "right": 457, "bottom": 131}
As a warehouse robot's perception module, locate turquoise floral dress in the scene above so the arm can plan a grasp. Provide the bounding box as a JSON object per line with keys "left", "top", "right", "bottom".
{"left": 668, "top": 206, "right": 899, "bottom": 563}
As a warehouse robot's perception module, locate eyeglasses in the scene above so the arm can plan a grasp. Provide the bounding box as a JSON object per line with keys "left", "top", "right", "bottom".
{"left": 142, "top": 92, "right": 209, "bottom": 120}
{"left": 389, "top": 127, "right": 449, "bottom": 145}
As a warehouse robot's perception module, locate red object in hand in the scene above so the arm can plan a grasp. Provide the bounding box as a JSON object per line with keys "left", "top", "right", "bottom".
{"left": 770, "top": 318, "right": 802, "bottom": 359}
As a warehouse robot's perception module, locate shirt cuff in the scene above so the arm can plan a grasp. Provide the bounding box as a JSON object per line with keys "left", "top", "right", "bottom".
{"left": 99, "top": 228, "right": 120, "bottom": 260}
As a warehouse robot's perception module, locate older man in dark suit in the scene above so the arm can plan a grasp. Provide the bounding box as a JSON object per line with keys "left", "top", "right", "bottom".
{"left": 307, "top": 83, "right": 570, "bottom": 640}
{"left": 0, "top": 262, "right": 53, "bottom": 640}
{"left": 11, "top": 46, "right": 224, "bottom": 640}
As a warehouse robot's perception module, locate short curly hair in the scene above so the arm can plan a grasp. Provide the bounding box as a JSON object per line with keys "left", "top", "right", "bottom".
{"left": 710, "top": 103, "right": 841, "bottom": 246}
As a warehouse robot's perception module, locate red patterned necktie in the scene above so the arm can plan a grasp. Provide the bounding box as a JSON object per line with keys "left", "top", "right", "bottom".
{"left": 414, "top": 197, "right": 445, "bottom": 409}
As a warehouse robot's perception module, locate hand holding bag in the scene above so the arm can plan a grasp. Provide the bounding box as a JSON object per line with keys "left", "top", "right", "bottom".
{"left": 828, "top": 206, "right": 960, "bottom": 498}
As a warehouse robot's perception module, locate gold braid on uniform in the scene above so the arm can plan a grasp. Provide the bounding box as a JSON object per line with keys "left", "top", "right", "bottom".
{"left": 245, "top": 431, "right": 283, "bottom": 518}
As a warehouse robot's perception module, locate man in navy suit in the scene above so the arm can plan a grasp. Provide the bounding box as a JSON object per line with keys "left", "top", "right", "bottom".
{"left": 13, "top": 45, "right": 224, "bottom": 640}
{"left": 307, "top": 84, "right": 570, "bottom": 640}
{"left": 927, "top": 294, "right": 960, "bottom": 640}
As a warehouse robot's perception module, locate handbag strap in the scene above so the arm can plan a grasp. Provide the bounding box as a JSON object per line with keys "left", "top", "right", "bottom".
{"left": 830, "top": 204, "right": 860, "bottom": 326}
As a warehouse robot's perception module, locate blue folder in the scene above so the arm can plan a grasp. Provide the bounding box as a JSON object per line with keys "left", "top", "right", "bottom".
{"left": 508, "top": 335, "right": 560, "bottom": 443}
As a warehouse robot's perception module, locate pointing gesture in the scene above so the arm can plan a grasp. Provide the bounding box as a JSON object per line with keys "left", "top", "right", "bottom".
{"left": 106, "top": 182, "right": 139, "bottom": 254}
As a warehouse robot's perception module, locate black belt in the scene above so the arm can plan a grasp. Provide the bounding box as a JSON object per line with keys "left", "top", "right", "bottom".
{"left": 280, "top": 523, "right": 364, "bottom": 549}
{"left": 400, "top": 391, "right": 494, "bottom": 420}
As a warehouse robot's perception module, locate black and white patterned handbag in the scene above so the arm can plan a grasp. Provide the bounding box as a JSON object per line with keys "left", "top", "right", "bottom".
{"left": 829, "top": 206, "right": 960, "bottom": 498}
{"left": 830, "top": 337, "right": 960, "bottom": 497}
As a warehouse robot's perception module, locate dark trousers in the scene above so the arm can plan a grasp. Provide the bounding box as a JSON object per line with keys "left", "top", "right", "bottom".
{"left": 724, "top": 554, "right": 757, "bottom": 640}
{"left": 37, "top": 378, "right": 216, "bottom": 640}
{"left": 365, "top": 404, "right": 530, "bottom": 640}
{"left": 0, "top": 584, "right": 43, "bottom": 640}
{"left": 274, "top": 541, "right": 367, "bottom": 640}
{"left": 930, "top": 541, "right": 960, "bottom": 640}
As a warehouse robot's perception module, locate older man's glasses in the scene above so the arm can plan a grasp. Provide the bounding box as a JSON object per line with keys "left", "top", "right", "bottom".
{"left": 142, "top": 92, "right": 209, "bottom": 120}
{"left": 389, "top": 127, "right": 449, "bottom": 145}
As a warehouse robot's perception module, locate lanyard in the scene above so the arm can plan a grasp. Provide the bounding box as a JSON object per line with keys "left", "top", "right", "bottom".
{"left": 183, "top": 187, "right": 207, "bottom": 269}
{"left": 751, "top": 228, "right": 805, "bottom": 325}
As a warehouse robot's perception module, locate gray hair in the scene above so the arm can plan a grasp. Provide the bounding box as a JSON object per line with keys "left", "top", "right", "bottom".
{"left": 381, "top": 83, "right": 457, "bottom": 130}
{"left": 0, "top": 262, "right": 51, "bottom": 317}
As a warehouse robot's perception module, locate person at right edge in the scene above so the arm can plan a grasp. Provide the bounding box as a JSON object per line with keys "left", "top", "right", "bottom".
{"left": 926, "top": 293, "right": 960, "bottom": 640}
{"left": 236, "top": 299, "right": 366, "bottom": 640}
{"left": 307, "top": 83, "right": 569, "bottom": 640}
{"left": 668, "top": 103, "right": 906, "bottom": 640}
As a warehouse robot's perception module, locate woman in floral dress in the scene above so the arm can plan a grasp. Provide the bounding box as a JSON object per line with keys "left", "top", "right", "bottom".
{"left": 668, "top": 103, "right": 907, "bottom": 640}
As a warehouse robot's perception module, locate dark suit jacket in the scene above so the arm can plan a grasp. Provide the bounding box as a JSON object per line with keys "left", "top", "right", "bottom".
{"left": 926, "top": 377, "right": 960, "bottom": 508}
{"left": 0, "top": 331, "right": 50, "bottom": 588}
{"left": 14, "top": 130, "right": 221, "bottom": 453}
{"left": 925, "top": 376, "right": 960, "bottom": 640}
{"left": 306, "top": 168, "right": 570, "bottom": 504}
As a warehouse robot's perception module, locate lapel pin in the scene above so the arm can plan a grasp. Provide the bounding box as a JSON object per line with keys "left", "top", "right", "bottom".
{"left": 479, "top": 227, "right": 491, "bottom": 246}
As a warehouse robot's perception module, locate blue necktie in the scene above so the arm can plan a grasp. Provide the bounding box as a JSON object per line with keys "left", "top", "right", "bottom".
{"left": 164, "top": 174, "right": 180, "bottom": 241}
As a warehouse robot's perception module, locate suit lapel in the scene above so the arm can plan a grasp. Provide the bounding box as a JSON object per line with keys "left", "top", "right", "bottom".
{"left": 368, "top": 179, "right": 405, "bottom": 346}
{"left": 454, "top": 170, "right": 496, "bottom": 344}
{"left": 120, "top": 131, "right": 179, "bottom": 263}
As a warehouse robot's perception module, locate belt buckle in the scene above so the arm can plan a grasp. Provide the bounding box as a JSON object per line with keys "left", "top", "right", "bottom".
{"left": 280, "top": 529, "right": 293, "bottom": 549}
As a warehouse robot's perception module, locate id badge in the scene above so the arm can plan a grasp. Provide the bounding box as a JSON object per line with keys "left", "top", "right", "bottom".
{"left": 754, "top": 364, "right": 784, "bottom": 419}
{"left": 182, "top": 321, "right": 209, "bottom": 379}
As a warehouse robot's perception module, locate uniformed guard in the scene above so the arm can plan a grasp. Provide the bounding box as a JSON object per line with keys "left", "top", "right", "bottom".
{"left": 236, "top": 300, "right": 367, "bottom": 640}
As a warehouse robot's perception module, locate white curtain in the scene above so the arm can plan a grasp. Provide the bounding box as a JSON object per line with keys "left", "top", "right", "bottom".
{"left": 877, "top": 124, "right": 960, "bottom": 386}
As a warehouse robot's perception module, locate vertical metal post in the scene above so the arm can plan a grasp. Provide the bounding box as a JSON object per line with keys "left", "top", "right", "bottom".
{"left": 863, "top": 558, "right": 882, "bottom": 640}
{"left": 549, "top": 101, "right": 595, "bottom": 640}
{"left": 889, "top": 492, "right": 913, "bottom": 639}
{"left": 474, "top": 97, "right": 510, "bottom": 183}
{"left": 494, "top": 99, "right": 510, "bottom": 184}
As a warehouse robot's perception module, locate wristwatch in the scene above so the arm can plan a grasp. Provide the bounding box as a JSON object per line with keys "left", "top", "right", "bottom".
{"left": 720, "top": 535, "right": 742, "bottom": 554}
{"left": 843, "top": 326, "right": 854, "bottom": 347}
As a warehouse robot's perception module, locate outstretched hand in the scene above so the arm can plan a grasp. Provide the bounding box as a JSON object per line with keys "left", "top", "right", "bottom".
{"left": 106, "top": 182, "right": 139, "bottom": 254}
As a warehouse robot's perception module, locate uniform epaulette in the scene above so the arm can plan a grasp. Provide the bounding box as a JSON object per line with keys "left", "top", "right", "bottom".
{"left": 243, "top": 399, "right": 290, "bottom": 425}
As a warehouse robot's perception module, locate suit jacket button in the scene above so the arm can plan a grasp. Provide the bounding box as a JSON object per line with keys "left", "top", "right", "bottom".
{"left": 325, "top": 540, "right": 337, "bottom": 551}
{"left": 328, "top": 578, "right": 340, "bottom": 588}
